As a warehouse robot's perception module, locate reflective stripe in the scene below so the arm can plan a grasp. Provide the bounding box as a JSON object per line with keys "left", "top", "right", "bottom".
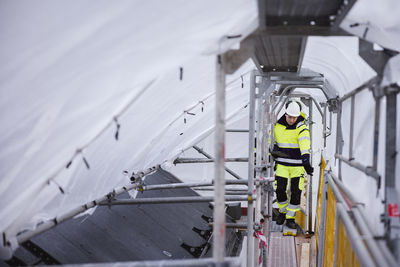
{"left": 298, "top": 136, "right": 310, "bottom": 142}
{"left": 276, "top": 158, "right": 302, "bottom": 164}
{"left": 277, "top": 200, "right": 288, "bottom": 213}
{"left": 299, "top": 128, "right": 309, "bottom": 134}
{"left": 297, "top": 121, "right": 305, "bottom": 128}
{"left": 286, "top": 210, "right": 296, "bottom": 217}
{"left": 301, "top": 149, "right": 310, "bottom": 154}
{"left": 277, "top": 142, "right": 299, "bottom": 148}
{"left": 287, "top": 204, "right": 300, "bottom": 211}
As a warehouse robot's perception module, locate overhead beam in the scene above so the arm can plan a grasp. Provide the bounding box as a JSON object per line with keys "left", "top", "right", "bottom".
{"left": 257, "top": 26, "right": 351, "bottom": 36}
{"left": 174, "top": 158, "right": 248, "bottom": 164}
{"left": 101, "top": 196, "right": 250, "bottom": 205}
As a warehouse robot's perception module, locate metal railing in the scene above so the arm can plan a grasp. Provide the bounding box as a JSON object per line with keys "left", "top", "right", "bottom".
{"left": 316, "top": 171, "right": 397, "bottom": 267}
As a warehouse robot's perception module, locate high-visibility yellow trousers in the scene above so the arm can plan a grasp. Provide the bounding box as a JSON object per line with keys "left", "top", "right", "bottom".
{"left": 275, "top": 164, "right": 305, "bottom": 219}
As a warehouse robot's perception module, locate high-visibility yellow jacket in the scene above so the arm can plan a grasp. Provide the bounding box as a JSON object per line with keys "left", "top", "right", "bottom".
{"left": 273, "top": 113, "right": 310, "bottom": 167}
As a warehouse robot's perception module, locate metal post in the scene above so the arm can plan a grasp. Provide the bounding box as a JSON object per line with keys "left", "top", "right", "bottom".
{"left": 335, "top": 102, "right": 343, "bottom": 180}
{"left": 307, "top": 98, "right": 313, "bottom": 233}
{"left": 247, "top": 70, "right": 256, "bottom": 267}
{"left": 349, "top": 95, "right": 355, "bottom": 160}
{"left": 213, "top": 54, "right": 226, "bottom": 264}
{"left": 384, "top": 85, "right": 400, "bottom": 262}
{"left": 254, "top": 76, "right": 265, "bottom": 266}
{"left": 262, "top": 81, "right": 273, "bottom": 267}
{"left": 372, "top": 98, "right": 381, "bottom": 171}
{"left": 323, "top": 103, "right": 327, "bottom": 147}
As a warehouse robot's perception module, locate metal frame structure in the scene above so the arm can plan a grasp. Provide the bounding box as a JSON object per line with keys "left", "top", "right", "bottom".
{"left": 7, "top": 0, "right": 400, "bottom": 264}
{"left": 316, "top": 171, "right": 397, "bottom": 267}
{"left": 11, "top": 62, "right": 399, "bottom": 267}
{"left": 334, "top": 73, "right": 400, "bottom": 260}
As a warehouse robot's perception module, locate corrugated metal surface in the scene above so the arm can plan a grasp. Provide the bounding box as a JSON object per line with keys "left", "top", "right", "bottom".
{"left": 253, "top": 35, "right": 306, "bottom": 72}
{"left": 264, "top": 0, "right": 343, "bottom": 26}
{"left": 4, "top": 170, "right": 241, "bottom": 265}
{"left": 255, "top": 35, "right": 303, "bottom": 71}
{"left": 267, "top": 232, "right": 297, "bottom": 267}
{"left": 254, "top": 0, "right": 355, "bottom": 72}
{"left": 266, "top": 0, "right": 342, "bottom": 17}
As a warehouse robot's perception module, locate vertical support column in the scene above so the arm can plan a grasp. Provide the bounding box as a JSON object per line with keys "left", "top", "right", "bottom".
{"left": 247, "top": 70, "right": 256, "bottom": 267}
{"left": 213, "top": 54, "right": 226, "bottom": 264}
{"left": 372, "top": 98, "right": 381, "bottom": 171}
{"left": 255, "top": 82, "right": 264, "bottom": 215}
{"left": 349, "top": 95, "right": 355, "bottom": 160}
{"left": 384, "top": 86, "right": 400, "bottom": 262}
{"left": 335, "top": 102, "right": 343, "bottom": 180}
{"left": 307, "top": 98, "right": 313, "bottom": 233}
{"left": 254, "top": 77, "right": 266, "bottom": 266}
{"left": 265, "top": 89, "right": 276, "bottom": 267}
{"left": 323, "top": 103, "right": 327, "bottom": 148}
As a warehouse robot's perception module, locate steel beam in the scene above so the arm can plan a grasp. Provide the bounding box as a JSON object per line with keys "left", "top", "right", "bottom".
{"left": 226, "top": 129, "right": 249, "bottom": 132}
{"left": 384, "top": 85, "right": 400, "bottom": 262}
{"left": 247, "top": 70, "right": 256, "bottom": 267}
{"left": 174, "top": 158, "right": 248, "bottom": 164}
{"left": 142, "top": 180, "right": 248, "bottom": 191}
{"left": 192, "top": 145, "right": 243, "bottom": 180}
{"left": 349, "top": 95, "right": 355, "bottom": 160}
{"left": 101, "top": 196, "right": 250, "bottom": 205}
{"left": 340, "top": 76, "right": 379, "bottom": 102}
{"left": 214, "top": 53, "right": 226, "bottom": 263}
{"left": 335, "top": 154, "right": 380, "bottom": 182}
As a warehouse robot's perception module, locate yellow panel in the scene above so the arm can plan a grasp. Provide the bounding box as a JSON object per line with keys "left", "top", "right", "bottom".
{"left": 315, "top": 156, "right": 326, "bottom": 249}
{"left": 336, "top": 220, "right": 361, "bottom": 267}
{"left": 323, "top": 186, "right": 336, "bottom": 267}
{"left": 296, "top": 209, "right": 306, "bottom": 229}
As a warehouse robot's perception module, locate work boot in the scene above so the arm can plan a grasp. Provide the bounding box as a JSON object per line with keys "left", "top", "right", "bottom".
{"left": 286, "top": 219, "right": 297, "bottom": 229}
{"left": 276, "top": 212, "right": 286, "bottom": 225}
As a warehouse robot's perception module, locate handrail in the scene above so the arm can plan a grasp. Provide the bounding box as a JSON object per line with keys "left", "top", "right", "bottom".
{"left": 324, "top": 172, "right": 396, "bottom": 267}
{"left": 336, "top": 202, "right": 375, "bottom": 267}
{"left": 334, "top": 154, "right": 380, "bottom": 182}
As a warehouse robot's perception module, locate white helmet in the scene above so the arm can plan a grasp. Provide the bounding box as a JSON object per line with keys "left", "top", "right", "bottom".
{"left": 285, "top": 101, "right": 301, "bottom": 117}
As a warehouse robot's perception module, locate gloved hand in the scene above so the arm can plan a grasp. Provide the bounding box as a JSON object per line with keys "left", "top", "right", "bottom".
{"left": 304, "top": 164, "right": 314, "bottom": 175}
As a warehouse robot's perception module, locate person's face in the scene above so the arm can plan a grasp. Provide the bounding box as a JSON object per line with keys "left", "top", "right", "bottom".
{"left": 285, "top": 114, "right": 298, "bottom": 126}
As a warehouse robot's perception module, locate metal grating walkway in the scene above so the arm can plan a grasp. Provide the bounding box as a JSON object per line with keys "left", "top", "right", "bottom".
{"left": 267, "top": 232, "right": 297, "bottom": 267}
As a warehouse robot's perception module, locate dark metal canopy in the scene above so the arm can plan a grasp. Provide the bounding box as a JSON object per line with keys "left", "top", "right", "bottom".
{"left": 224, "top": 0, "right": 357, "bottom": 74}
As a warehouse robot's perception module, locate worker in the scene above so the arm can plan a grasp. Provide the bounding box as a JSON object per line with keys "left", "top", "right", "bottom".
{"left": 272, "top": 100, "right": 313, "bottom": 229}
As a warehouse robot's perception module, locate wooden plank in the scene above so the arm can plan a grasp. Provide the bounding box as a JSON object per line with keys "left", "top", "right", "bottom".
{"left": 300, "top": 243, "right": 310, "bottom": 267}
{"left": 295, "top": 234, "right": 312, "bottom": 267}
{"left": 310, "top": 235, "right": 317, "bottom": 267}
